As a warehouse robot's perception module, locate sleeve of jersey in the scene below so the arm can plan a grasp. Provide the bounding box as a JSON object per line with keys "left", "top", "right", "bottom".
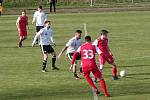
{"left": 95, "top": 46, "right": 102, "bottom": 54}
{"left": 71, "top": 52, "right": 79, "bottom": 65}
{"left": 92, "top": 39, "right": 98, "bottom": 46}
{"left": 66, "top": 39, "right": 73, "bottom": 47}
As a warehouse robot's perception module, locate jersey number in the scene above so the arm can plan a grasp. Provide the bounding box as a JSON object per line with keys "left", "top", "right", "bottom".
{"left": 83, "top": 50, "right": 94, "bottom": 59}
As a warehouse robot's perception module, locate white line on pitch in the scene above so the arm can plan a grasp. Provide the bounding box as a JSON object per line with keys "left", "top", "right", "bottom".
{"left": 91, "top": 73, "right": 99, "bottom": 100}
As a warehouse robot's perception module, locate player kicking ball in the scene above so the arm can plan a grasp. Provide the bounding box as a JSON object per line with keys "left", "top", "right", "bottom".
{"left": 16, "top": 10, "right": 28, "bottom": 48}
{"left": 32, "top": 21, "right": 59, "bottom": 72}
{"left": 93, "top": 30, "right": 119, "bottom": 80}
{"left": 70, "top": 36, "right": 110, "bottom": 97}
{"left": 58, "top": 30, "right": 82, "bottom": 80}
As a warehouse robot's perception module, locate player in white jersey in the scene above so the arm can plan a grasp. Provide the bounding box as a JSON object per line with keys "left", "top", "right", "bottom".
{"left": 32, "top": 6, "right": 47, "bottom": 44}
{"left": 58, "top": 30, "right": 82, "bottom": 79}
{"left": 32, "top": 21, "right": 59, "bottom": 72}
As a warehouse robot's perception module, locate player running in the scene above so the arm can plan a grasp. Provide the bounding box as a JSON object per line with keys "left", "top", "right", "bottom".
{"left": 32, "top": 21, "right": 59, "bottom": 72}
{"left": 70, "top": 36, "right": 110, "bottom": 97}
{"left": 58, "top": 30, "right": 82, "bottom": 80}
{"left": 93, "top": 29, "right": 118, "bottom": 80}
{"left": 32, "top": 6, "right": 47, "bottom": 44}
{"left": 16, "top": 10, "right": 28, "bottom": 48}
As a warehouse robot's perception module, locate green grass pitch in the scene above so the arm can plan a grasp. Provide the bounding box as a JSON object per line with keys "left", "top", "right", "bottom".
{"left": 0, "top": 11, "right": 150, "bottom": 100}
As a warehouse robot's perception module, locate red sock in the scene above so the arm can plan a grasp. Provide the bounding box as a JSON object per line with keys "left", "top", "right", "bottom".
{"left": 112, "top": 67, "right": 117, "bottom": 76}
{"left": 85, "top": 75, "right": 98, "bottom": 91}
{"left": 100, "top": 79, "right": 109, "bottom": 96}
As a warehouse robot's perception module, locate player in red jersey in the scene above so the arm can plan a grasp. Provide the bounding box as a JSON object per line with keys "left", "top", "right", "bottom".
{"left": 16, "top": 10, "right": 28, "bottom": 48}
{"left": 70, "top": 36, "right": 110, "bottom": 97}
{"left": 93, "top": 30, "right": 118, "bottom": 80}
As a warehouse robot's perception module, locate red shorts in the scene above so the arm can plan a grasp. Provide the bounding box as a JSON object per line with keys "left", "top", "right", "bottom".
{"left": 19, "top": 30, "right": 27, "bottom": 37}
{"left": 100, "top": 53, "right": 114, "bottom": 65}
{"left": 82, "top": 66, "right": 102, "bottom": 79}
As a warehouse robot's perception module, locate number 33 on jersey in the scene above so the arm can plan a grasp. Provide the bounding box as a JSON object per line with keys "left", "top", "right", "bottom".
{"left": 77, "top": 43, "right": 102, "bottom": 64}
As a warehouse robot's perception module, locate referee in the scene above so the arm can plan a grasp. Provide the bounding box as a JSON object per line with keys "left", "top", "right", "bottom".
{"left": 32, "top": 6, "right": 47, "bottom": 44}
{"left": 50, "top": 0, "right": 57, "bottom": 13}
{"left": 32, "top": 21, "right": 59, "bottom": 72}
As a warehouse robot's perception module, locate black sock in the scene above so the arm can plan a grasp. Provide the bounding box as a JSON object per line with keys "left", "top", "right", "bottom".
{"left": 42, "top": 60, "right": 47, "bottom": 70}
{"left": 80, "top": 67, "right": 82, "bottom": 73}
{"left": 74, "top": 72, "right": 77, "bottom": 77}
{"left": 52, "top": 57, "right": 56, "bottom": 67}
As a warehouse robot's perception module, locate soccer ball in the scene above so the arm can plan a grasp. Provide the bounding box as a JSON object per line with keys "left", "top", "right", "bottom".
{"left": 120, "top": 70, "right": 127, "bottom": 77}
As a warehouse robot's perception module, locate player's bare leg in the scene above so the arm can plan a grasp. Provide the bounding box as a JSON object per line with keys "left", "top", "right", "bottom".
{"left": 18, "top": 36, "right": 27, "bottom": 48}
{"left": 51, "top": 52, "right": 59, "bottom": 70}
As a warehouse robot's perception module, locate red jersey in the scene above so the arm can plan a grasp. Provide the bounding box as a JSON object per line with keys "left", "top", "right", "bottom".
{"left": 71, "top": 42, "right": 101, "bottom": 71}
{"left": 18, "top": 16, "right": 28, "bottom": 31}
{"left": 97, "top": 37, "right": 109, "bottom": 53}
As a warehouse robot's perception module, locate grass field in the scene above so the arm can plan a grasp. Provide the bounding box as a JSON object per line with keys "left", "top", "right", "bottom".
{"left": 0, "top": 11, "right": 150, "bottom": 100}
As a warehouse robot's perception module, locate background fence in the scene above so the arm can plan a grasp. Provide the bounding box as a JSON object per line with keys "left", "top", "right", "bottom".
{"left": 3, "top": 0, "right": 150, "bottom": 8}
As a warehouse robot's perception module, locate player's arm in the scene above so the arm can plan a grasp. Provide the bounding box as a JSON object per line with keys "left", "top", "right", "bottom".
{"left": 95, "top": 46, "right": 102, "bottom": 55}
{"left": 50, "top": 30, "right": 56, "bottom": 46}
{"left": 44, "top": 14, "right": 48, "bottom": 22}
{"left": 92, "top": 39, "right": 98, "bottom": 46}
{"left": 26, "top": 16, "right": 29, "bottom": 30}
{"left": 32, "top": 29, "right": 43, "bottom": 46}
{"left": 16, "top": 17, "right": 20, "bottom": 32}
{"left": 58, "top": 39, "right": 73, "bottom": 58}
{"left": 107, "top": 40, "right": 113, "bottom": 56}
{"left": 32, "top": 13, "right": 36, "bottom": 24}
{"left": 57, "top": 46, "right": 68, "bottom": 59}
{"left": 70, "top": 46, "right": 81, "bottom": 70}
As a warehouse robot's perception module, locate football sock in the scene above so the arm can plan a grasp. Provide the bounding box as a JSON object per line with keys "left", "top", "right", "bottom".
{"left": 52, "top": 57, "right": 56, "bottom": 67}
{"left": 112, "top": 67, "right": 117, "bottom": 76}
{"left": 100, "top": 79, "right": 109, "bottom": 95}
{"left": 42, "top": 60, "right": 47, "bottom": 70}
{"left": 73, "top": 72, "right": 77, "bottom": 77}
{"left": 85, "top": 75, "right": 98, "bottom": 91}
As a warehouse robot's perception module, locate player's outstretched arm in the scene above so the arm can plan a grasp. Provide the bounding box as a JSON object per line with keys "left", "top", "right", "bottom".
{"left": 70, "top": 52, "right": 79, "bottom": 71}
{"left": 32, "top": 30, "right": 42, "bottom": 47}
{"left": 57, "top": 46, "right": 68, "bottom": 59}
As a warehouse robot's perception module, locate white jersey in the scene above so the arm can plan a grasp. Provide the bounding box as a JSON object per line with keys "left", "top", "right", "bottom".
{"left": 32, "top": 11, "right": 47, "bottom": 26}
{"left": 65, "top": 37, "right": 82, "bottom": 54}
{"left": 33, "top": 27, "right": 54, "bottom": 45}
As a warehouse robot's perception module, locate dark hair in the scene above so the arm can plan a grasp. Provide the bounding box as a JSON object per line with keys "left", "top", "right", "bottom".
{"left": 38, "top": 6, "right": 42, "bottom": 9}
{"left": 85, "top": 35, "right": 91, "bottom": 42}
{"left": 44, "top": 20, "right": 51, "bottom": 24}
{"left": 76, "top": 30, "right": 82, "bottom": 34}
{"left": 22, "top": 9, "right": 26, "bottom": 13}
{"left": 101, "top": 29, "right": 109, "bottom": 35}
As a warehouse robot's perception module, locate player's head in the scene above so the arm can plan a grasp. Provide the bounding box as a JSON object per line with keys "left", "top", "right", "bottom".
{"left": 85, "top": 35, "right": 91, "bottom": 42}
{"left": 100, "top": 29, "right": 109, "bottom": 39}
{"left": 75, "top": 30, "right": 82, "bottom": 39}
{"left": 44, "top": 21, "right": 51, "bottom": 28}
{"left": 101, "top": 29, "right": 109, "bottom": 35}
{"left": 38, "top": 6, "right": 42, "bottom": 12}
{"left": 21, "top": 10, "right": 26, "bottom": 16}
